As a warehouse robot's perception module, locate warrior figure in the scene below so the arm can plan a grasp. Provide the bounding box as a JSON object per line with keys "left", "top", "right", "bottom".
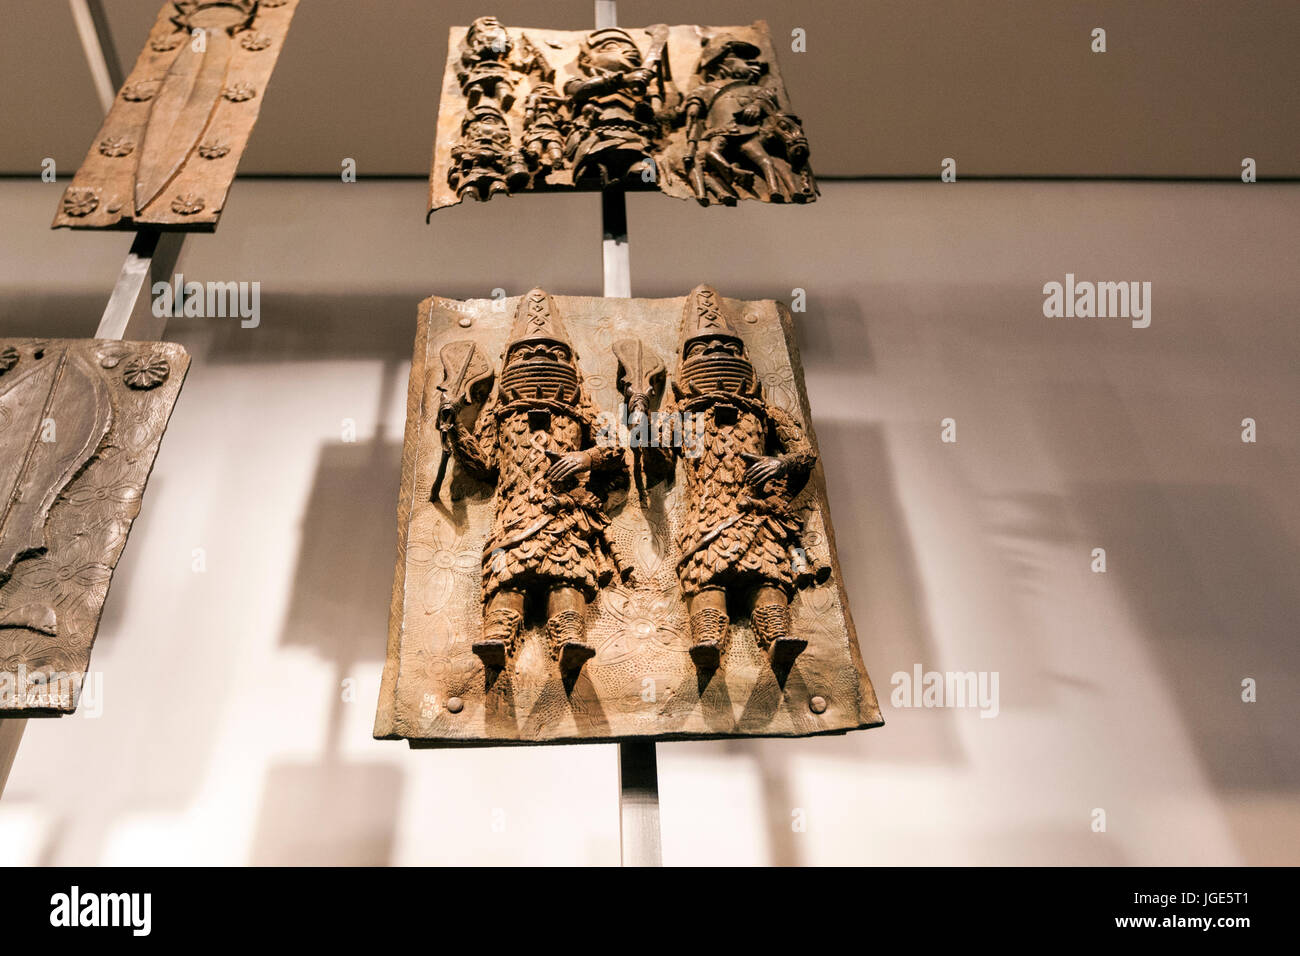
{"left": 447, "top": 107, "right": 529, "bottom": 202}
{"left": 681, "top": 35, "right": 815, "bottom": 205}
{"left": 561, "top": 26, "right": 671, "bottom": 186}
{"left": 522, "top": 82, "right": 568, "bottom": 175}
{"left": 640, "top": 286, "right": 823, "bottom": 670}
{"left": 440, "top": 290, "right": 629, "bottom": 674}
{"left": 455, "top": 15, "right": 520, "bottom": 113}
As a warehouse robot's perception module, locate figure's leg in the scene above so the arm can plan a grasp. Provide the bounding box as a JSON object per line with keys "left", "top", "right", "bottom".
{"left": 545, "top": 586, "right": 593, "bottom": 674}
{"left": 751, "top": 585, "right": 805, "bottom": 668}
{"left": 473, "top": 589, "right": 525, "bottom": 668}
{"left": 703, "top": 172, "right": 739, "bottom": 206}
{"left": 704, "top": 140, "right": 753, "bottom": 191}
{"left": 740, "top": 139, "right": 790, "bottom": 201}
{"left": 687, "top": 587, "right": 730, "bottom": 670}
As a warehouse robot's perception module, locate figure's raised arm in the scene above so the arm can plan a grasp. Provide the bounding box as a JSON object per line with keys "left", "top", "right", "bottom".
{"left": 767, "top": 403, "right": 815, "bottom": 497}
{"left": 441, "top": 398, "right": 498, "bottom": 484}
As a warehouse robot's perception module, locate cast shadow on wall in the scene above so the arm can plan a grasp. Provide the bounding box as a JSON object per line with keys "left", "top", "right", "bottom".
{"left": 680, "top": 418, "right": 949, "bottom": 865}
{"left": 1074, "top": 480, "right": 1300, "bottom": 795}
{"left": 251, "top": 414, "right": 404, "bottom": 864}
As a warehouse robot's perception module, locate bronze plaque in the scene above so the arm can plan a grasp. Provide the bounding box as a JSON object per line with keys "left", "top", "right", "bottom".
{"left": 375, "top": 291, "right": 879, "bottom": 747}
{"left": 0, "top": 339, "right": 189, "bottom": 715}
{"left": 429, "top": 18, "right": 817, "bottom": 212}
{"left": 52, "top": 0, "right": 299, "bottom": 232}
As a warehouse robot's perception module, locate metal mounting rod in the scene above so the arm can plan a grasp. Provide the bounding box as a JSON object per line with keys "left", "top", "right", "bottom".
{"left": 95, "top": 228, "right": 185, "bottom": 340}
{"left": 602, "top": 185, "right": 632, "bottom": 299}
{"left": 0, "top": 719, "right": 25, "bottom": 799}
{"left": 596, "top": 0, "right": 663, "bottom": 868}
{"left": 618, "top": 737, "right": 663, "bottom": 866}
{"left": 68, "top": 0, "right": 123, "bottom": 112}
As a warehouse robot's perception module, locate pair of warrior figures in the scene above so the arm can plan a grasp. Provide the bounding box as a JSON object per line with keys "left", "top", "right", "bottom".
{"left": 450, "top": 17, "right": 814, "bottom": 205}
{"left": 438, "top": 286, "right": 826, "bottom": 678}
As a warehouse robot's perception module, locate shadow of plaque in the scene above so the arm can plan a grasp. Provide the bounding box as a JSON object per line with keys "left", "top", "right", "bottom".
{"left": 375, "top": 293, "right": 881, "bottom": 746}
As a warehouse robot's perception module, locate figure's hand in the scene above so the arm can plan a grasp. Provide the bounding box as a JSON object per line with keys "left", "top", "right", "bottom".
{"left": 625, "top": 391, "right": 650, "bottom": 431}
{"left": 436, "top": 399, "right": 459, "bottom": 431}
{"left": 624, "top": 68, "right": 655, "bottom": 89}
{"left": 740, "top": 103, "right": 764, "bottom": 125}
{"left": 546, "top": 450, "right": 592, "bottom": 482}
{"left": 741, "top": 453, "right": 785, "bottom": 487}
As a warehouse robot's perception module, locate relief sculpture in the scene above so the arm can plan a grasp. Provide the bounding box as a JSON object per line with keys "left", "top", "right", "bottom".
{"left": 52, "top": 0, "right": 300, "bottom": 231}
{"left": 429, "top": 19, "right": 817, "bottom": 212}
{"left": 435, "top": 291, "right": 630, "bottom": 676}
{"left": 0, "top": 339, "right": 189, "bottom": 715}
{"left": 634, "top": 286, "right": 829, "bottom": 674}
{"left": 376, "top": 292, "right": 877, "bottom": 747}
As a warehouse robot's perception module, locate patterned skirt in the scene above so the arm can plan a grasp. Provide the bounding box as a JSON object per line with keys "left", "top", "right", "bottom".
{"left": 483, "top": 506, "right": 622, "bottom": 600}
{"left": 677, "top": 510, "right": 800, "bottom": 599}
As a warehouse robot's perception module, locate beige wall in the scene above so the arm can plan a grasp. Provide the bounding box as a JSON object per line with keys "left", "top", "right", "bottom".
{"left": 0, "top": 178, "right": 1296, "bottom": 864}
{"left": 4, "top": 0, "right": 1299, "bottom": 178}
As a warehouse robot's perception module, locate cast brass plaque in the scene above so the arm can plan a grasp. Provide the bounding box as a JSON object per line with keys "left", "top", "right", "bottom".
{"left": 52, "top": 0, "right": 299, "bottom": 232}
{"left": 0, "top": 339, "right": 189, "bottom": 714}
{"left": 375, "top": 292, "right": 879, "bottom": 746}
{"left": 430, "top": 18, "right": 817, "bottom": 212}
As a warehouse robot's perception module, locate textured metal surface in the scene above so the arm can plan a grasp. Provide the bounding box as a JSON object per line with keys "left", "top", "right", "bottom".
{"left": 0, "top": 338, "right": 189, "bottom": 716}
{"left": 375, "top": 294, "right": 881, "bottom": 746}
{"left": 52, "top": 0, "right": 299, "bottom": 231}
{"left": 429, "top": 20, "right": 815, "bottom": 212}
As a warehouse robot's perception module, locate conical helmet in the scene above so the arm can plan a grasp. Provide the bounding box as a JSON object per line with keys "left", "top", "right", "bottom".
{"left": 500, "top": 289, "right": 580, "bottom": 403}
{"left": 680, "top": 284, "right": 743, "bottom": 353}
{"left": 677, "top": 285, "right": 757, "bottom": 397}
{"left": 506, "top": 289, "right": 575, "bottom": 354}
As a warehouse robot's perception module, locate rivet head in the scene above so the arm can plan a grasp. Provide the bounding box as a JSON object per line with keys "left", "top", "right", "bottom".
{"left": 458, "top": 317, "right": 472, "bottom": 328}
{"left": 446, "top": 696, "right": 464, "bottom": 714}
{"left": 809, "top": 695, "right": 827, "bottom": 714}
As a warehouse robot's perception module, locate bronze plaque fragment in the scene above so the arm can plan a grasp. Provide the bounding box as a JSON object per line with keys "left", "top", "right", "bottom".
{"left": 52, "top": 0, "right": 300, "bottom": 232}
{"left": 375, "top": 291, "right": 879, "bottom": 746}
{"left": 0, "top": 339, "right": 189, "bottom": 715}
{"left": 430, "top": 18, "right": 817, "bottom": 212}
